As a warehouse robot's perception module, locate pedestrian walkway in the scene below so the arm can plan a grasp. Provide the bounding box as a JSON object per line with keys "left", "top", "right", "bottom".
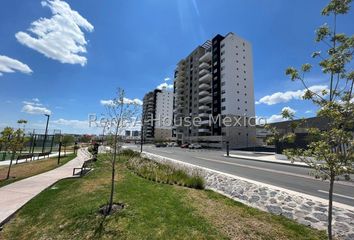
{"left": 0, "top": 148, "right": 91, "bottom": 226}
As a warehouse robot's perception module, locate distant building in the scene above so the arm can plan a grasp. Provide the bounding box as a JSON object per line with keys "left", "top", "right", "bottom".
{"left": 256, "top": 117, "right": 332, "bottom": 146}
{"left": 142, "top": 87, "right": 174, "bottom": 141}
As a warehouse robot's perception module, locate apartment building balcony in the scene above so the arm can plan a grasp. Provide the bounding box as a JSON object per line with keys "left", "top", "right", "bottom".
{"left": 199, "top": 83, "right": 211, "bottom": 90}
{"left": 199, "top": 105, "right": 211, "bottom": 111}
{"left": 198, "top": 128, "right": 211, "bottom": 133}
{"left": 199, "top": 62, "right": 210, "bottom": 70}
{"left": 198, "top": 90, "right": 210, "bottom": 97}
{"left": 199, "top": 51, "right": 212, "bottom": 62}
{"left": 199, "top": 112, "right": 210, "bottom": 118}
{"left": 199, "top": 96, "right": 212, "bottom": 104}
{"left": 200, "top": 119, "right": 210, "bottom": 125}
{"left": 199, "top": 73, "right": 212, "bottom": 83}
{"left": 199, "top": 69, "right": 209, "bottom": 76}
{"left": 175, "top": 80, "right": 184, "bottom": 88}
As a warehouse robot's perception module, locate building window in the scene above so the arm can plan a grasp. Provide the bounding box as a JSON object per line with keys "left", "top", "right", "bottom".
{"left": 221, "top": 90, "right": 226, "bottom": 94}
{"left": 221, "top": 98, "right": 225, "bottom": 102}
{"left": 221, "top": 50, "right": 225, "bottom": 56}
{"left": 237, "top": 99, "right": 240, "bottom": 102}
{"left": 221, "top": 81, "right": 225, "bottom": 86}
{"left": 221, "top": 106, "right": 226, "bottom": 110}
{"left": 221, "top": 43, "right": 225, "bottom": 48}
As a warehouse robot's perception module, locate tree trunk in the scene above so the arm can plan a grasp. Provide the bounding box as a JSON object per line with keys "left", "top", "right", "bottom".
{"left": 107, "top": 127, "right": 119, "bottom": 215}
{"left": 6, "top": 152, "right": 15, "bottom": 179}
{"left": 328, "top": 175, "right": 334, "bottom": 240}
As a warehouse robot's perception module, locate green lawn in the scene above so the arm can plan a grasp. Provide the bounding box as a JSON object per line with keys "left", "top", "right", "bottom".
{"left": 0, "top": 153, "right": 327, "bottom": 240}
{"left": 0, "top": 153, "right": 76, "bottom": 188}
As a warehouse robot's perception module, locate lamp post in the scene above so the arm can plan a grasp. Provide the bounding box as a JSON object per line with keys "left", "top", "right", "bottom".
{"left": 42, "top": 114, "right": 50, "bottom": 153}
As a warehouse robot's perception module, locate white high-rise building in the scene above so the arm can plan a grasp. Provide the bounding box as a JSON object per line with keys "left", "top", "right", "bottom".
{"left": 173, "top": 32, "right": 256, "bottom": 148}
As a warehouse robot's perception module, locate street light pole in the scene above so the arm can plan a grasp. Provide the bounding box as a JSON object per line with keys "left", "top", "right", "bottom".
{"left": 42, "top": 114, "right": 50, "bottom": 153}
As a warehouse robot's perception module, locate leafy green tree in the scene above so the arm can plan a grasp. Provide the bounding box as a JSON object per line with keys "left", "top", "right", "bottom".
{"left": 0, "top": 127, "right": 14, "bottom": 161}
{"left": 280, "top": 1, "right": 353, "bottom": 239}
{"left": 61, "top": 135, "right": 75, "bottom": 156}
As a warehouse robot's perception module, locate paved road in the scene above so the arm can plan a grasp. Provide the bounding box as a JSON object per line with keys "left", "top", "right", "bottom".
{"left": 127, "top": 144, "right": 354, "bottom": 207}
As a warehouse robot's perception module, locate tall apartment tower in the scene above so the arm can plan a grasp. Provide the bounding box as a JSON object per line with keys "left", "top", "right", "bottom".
{"left": 173, "top": 32, "right": 256, "bottom": 148}
{"left": 142, "top": 87, "right": 174, "bottom": 141}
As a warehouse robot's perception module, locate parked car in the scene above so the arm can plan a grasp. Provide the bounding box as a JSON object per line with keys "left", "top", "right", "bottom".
{"left": 180, "top": 143, "right": 189, "bottom": 148}
{"left": 189, "top": 143, "right": 202, "bottom": 149}
{"left": 155, "top": 143, "right": 167, "bottom": 148}
{"left": 168, "top": 142, "right": 178, "bottom": 147}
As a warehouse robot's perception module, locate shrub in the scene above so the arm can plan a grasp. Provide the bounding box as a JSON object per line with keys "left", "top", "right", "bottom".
{"left": 126, "top": 157, "right": 205, "bottom": 189}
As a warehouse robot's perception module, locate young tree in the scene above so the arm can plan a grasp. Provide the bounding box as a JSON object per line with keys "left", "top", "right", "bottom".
{"left": 0, "top": 127, "right": 14, "bottom": 162}
{"left": 6, "top": 128, "right": 26, "bottom": 179}
{"left": 61, "top": 135, "right": 75, "bottom": 156}
{"left": 101, "top": 88, "right": 141, "bottom": 215}
{"left": 280, "top": 1, "right": 353, "bottom": 239}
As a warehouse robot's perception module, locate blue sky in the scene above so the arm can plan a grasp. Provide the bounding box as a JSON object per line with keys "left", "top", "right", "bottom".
{"left": 0, "top": 0, "right": 353, "bottom": 134}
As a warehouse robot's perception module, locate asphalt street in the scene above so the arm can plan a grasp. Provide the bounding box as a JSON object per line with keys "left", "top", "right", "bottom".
{"left": 126, "top": 144, "right": 354, "bottom": 207}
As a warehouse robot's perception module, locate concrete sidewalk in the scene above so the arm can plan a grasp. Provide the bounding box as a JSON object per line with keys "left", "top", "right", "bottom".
{"left": 225, "top": 151, "right": 308, "bottom": 167}
{"left": 0, "top": 148, "right": 91, "bottom": 226}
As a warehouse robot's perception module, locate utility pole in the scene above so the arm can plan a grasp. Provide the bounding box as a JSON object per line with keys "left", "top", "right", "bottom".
{"left": 42, "top": 114, "right": 50, "bottom": 153}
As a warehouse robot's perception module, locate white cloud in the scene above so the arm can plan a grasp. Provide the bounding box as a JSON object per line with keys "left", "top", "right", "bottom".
{"left": 305, "top": 110, "right": 313, "bottom": 114}
{"left": 100, "top": 97, "right": 143, "bottom": 107}
{"left": 256, "top": 85, "right": 328, "bottom": 105}
{"left": 265, "top": 107, "right": 296, "bottom": 123}
{"left": 22, "top": 101, "right": 43, "bottom": 106}
{"left": 15, "top": 0, "right": 94, "bottom": 66}
{"left": 21, "top": 98, "right": 51, "bottom": 115}
{"left": 52, "top": 118, "right": 88, "bottom": 129}
{"left": 0, "top": 55, "right": 32, "bottom": 76}
{"left": 22, "top": 104, "right": 51, "bottom": 115}
{"left": 164, "top": 77, "right": 171, "bottom": 81}
{"left": 157, "top": 82, "right": 173, "bottom": 90}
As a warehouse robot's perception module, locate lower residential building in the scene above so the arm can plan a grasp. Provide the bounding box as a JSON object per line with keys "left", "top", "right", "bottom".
{"left": 142, "top": 87, "right": 174, "bottom": 142}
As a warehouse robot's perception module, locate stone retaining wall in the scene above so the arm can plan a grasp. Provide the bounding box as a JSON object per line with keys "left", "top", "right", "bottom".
{"left": 141, "top": 151, "right": 354, "bottom": 240}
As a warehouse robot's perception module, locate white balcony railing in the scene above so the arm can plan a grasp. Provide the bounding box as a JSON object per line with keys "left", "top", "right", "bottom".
{"left": 199, "top": 62, "right": 210, "bottom": 70}
{"left": 199, "top": 51, "right": 212, "bottom": 62}
{"left": 199, "top": 83, "right": 210, "bottom": 90}
{"left": 199, "top": 96, "right": 212, "bottom": 104}
{"left": 199, "top": 73, "right": 212, "bottom": 83}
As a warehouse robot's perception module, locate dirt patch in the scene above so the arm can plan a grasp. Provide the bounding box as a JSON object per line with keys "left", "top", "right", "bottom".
{"left": 98, "top": 202, "right": 125, "bottom": 216}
